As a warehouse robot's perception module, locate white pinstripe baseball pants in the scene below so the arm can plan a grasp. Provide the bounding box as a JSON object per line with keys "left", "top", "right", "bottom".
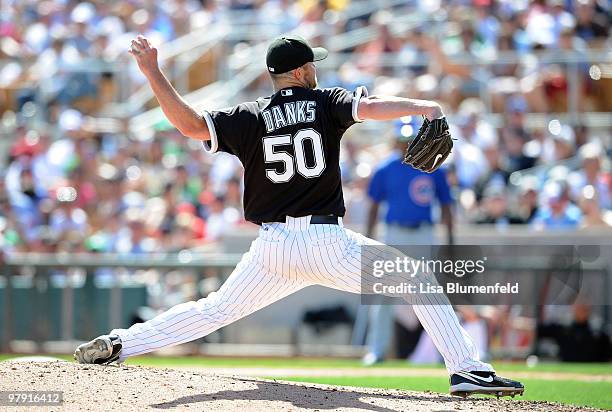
{"left": 111, "top": 216, "right": 493, "bottom": 374}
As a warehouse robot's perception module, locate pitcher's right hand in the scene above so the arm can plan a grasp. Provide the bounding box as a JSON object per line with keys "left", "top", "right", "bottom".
{"left": 129, "top": 35, "right": 159, "bottom": 77}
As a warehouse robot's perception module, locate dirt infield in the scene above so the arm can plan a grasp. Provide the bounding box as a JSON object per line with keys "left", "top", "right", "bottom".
{"left": 0, "top": 361, "right": 601, "bottom": 411}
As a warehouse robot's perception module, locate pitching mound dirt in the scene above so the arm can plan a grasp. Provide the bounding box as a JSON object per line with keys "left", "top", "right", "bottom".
{"left": 0, "top": 361, "right": 600, "bottom": 411}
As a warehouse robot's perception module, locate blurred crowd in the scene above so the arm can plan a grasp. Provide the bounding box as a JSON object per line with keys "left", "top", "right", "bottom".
{"left": 2, "top": 0, "right": 610, "bottom": 111}
{"left": 1, "top": 125, "right": 247, "bottom": 254}
{"left": 338, "top": 106, "right": 611, "bottom": 232}
{"left": 0, "top": 0, "right": 611, "bottom": 255}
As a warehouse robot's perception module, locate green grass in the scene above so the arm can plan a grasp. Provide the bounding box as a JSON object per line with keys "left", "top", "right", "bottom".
{"left": 122, "top": 357, "right": 612, "bottom": 376}
{"left": 126, "top": 355, "right": 365, "bottom": 368}
{"left": 125, "top": 357, "right": 612, "bottom": 376}
{"left": 1, "top": 354, "right": 609, "bottom": 375}
{"left": 0, "top": 354, "right": 362, "bottom": 368}
{"left": 273, "top": 376, "right": 612, "bottom": 410}
{"left": 0, "top": 354, "right": 71, "bottom": 362}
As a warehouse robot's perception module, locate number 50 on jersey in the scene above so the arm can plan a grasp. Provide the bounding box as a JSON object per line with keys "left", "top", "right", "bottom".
{"left": 263, "top": 128, "right": 326, "bottom": 183}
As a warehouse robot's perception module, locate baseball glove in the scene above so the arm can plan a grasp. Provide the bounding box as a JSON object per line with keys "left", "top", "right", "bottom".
{"left": 402, "top": 117, "right": 453, "bottom": 173}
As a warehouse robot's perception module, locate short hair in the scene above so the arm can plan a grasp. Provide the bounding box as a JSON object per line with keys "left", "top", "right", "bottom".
{"left": 269, "top": 70, "right": 295, "bottom": 83}
{"left": 269, "top": 62, "right": 310, "bottom": 82}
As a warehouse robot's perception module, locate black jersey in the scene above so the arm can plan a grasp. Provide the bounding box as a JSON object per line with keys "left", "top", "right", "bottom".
{"left": 201, "top": 86, "right": 366, "bottom": 224}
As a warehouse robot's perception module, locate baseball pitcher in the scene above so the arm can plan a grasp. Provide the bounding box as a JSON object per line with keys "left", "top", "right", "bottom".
{"left": 74, "top": 35, "right": 524, "bottom": 398}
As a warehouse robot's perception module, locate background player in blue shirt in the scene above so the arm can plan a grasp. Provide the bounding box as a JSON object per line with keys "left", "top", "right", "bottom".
{"left": 362, "top": 124, "right": 454, "bottom": 365}
{"left": 366, "top": 124, "right": 453, "bottom": 244}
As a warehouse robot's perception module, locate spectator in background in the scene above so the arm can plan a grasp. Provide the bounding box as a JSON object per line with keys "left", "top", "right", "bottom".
{"left": 205, "top": 195, "right": 240, "bottom": 241}
{"left": 501, "top": 99, "right": 538, "bottom": 172}
{"left": 343, "top": 176, "right": 371, "bottom": 227}
{"left": 449, "top": 111, "right": 489, "bottom": 189}
{"left": 49, "top": 189, "right": 88, "bottom": 239}
{"left": 94, "top": 164, "right": 122, "bottom": 224}
{"left": 549, "top": 0, "right": 577, "bottom": 45}
{"left": 355, "top": 12, "right": 402, "bottom": 76}
{"left": 525, "top": 0, "right": 574, "bottom": 48}
{"left": 224, "top": 177, "right": 244, "bottom": 214}
{"left": 426, "top": 23, "right": 489, "bottom": 109}
{"left": 503, "top": 128, "right": 537, "bottom": 173}
{"left": 573, "top": 124, "right": 591, "bottom": 148}
{"left": 569, "top": 142, "right": 610, "bottom": 210}
{"left": 574, "top": 0, "right": 609, "bottom": 42}
{"left": 159, "top": 182, "right": 179, "bottom": 232}
{"left": 339, "top": 139, "right": 361, "bottom": 183}
{"left": 540, "top": 124, "right": 577, "bottom": 164}
{"left": 525, "top": 26, "right": 591, "bottom": 112}
{"left": 474, "top": 144, "right": 511, "bottom": 203}
{"left": 475, "top": 0, "right": 501, "bottom": 48}
{"left": 579, "top": 185, "right": 612, "bottom": 228}
{"left": 399, "top": 28, "right": 430, "bottom": 78}
{"left": 166, "top": 204, "right": 206, "bottom": 251}
{"left": 531, "top": 181, "right": 582, "bottom": 230}
{"left": 116, "top": 208, "right": 158, "bottom": 254}
{"left": 5, "top": 159, "right": 45, "bottom": 242}
{"left": 173, "top": 164, "right": 200, "bottom": 204}
{"left": 70, "top": 166, "right": 96, "bottom": 210}
{"left": 474, "top": 184, "right": 526, "bottom": 225}
{"left": 0, "top": 175, "right": 25, "bottom": 253}
{"left": 487, "top": 33, "right": 521, "bottom": 113}
{"left": 6, "top": 129, "right": 49, "bottom": 196}
{"left": 516, "top": 176, "right": 541, "bottom": 223}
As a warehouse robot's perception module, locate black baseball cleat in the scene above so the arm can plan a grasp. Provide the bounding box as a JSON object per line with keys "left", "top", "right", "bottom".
{"left": 74, "top": 334, "right": 123, "bottom": 365}
{"left": 449, "top": 371, "right": 524, "bottom": 398}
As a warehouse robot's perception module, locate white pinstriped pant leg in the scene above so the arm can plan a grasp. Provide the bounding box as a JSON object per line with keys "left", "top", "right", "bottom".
{"left": 109, "top": 214, "right": 493, "bottom": 374}
{"left": 302, "top": 222, "right": 493, "bottom": 375}
{"left": 111, "top": 224, "right": 309, "bottom": 360}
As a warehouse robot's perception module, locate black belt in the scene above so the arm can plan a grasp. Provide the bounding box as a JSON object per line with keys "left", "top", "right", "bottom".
{"left": 260, "top": 215, "right": 340, "bottom": 225}
{"left": 309, "top": 215, "right": 339, "bottom": 225}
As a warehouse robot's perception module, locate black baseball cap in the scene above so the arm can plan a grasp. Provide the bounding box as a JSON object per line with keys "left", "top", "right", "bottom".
{"left": 266, "top": 35, "right": 328, "bottom": 74}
